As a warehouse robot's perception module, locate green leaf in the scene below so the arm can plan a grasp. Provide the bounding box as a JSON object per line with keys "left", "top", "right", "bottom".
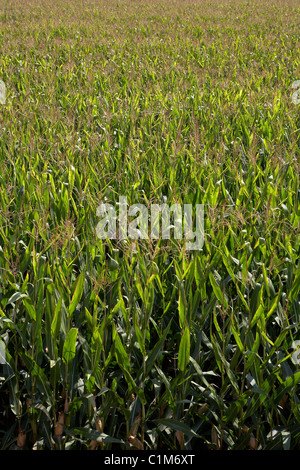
{"left": 6, "top": 292, "right": 29, "bottom": 306}
{"left": 154, "top": 419, "right": 200, "bottom": 439}
{"left": 212, "top": 337, "right": 239, "bottom": 394}
{"left": 273, "top": 371, "right": 300, "bottom": 405}
{"left": 178, "top": 278, "right": 188, "bottom": 328}
{"left": 178, "top": 327, "right": 190, "bottom": 372}
{"left": 65, "top": 427, "right": 124, "bottom": 444}
{"left": 209, "top": 272, "right": 228, "bottom": 309}
{"left": 249, "top": 286, "right": 265, "bottom": 329}
{"left": 62, "top": 328, "right": 78, "bottom": 365}
{"left": 51, "top": 296, "right": 62, "bottom": 340}
{"left": 69, "top": 272, "right": 85, "bottom": 317}
{"left": 112, "top": 323, "right": 131, "bottom": 372}
{"left": 19, "top": 351, "right": 52, "bottom": 405}
{"left": 23, "top": 297, "right": 36, "bottom": 321}
{"left": 146, "top": 318, "right": 172, "bottom": 375}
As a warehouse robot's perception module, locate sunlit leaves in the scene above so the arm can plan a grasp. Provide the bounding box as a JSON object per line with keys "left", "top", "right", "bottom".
{"left": 0, "top": 0, "right": 299, "bottom": 451}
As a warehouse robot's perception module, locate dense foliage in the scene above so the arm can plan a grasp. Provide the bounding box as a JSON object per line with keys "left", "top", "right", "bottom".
{"left": 0, "top": 0, "right": 299, "bottom": 450}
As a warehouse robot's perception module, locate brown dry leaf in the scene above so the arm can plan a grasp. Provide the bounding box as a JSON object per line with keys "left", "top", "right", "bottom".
{"left": 89, "top": 440, "right": 98, "bottom": 450}
{"left": 17, "top": 430, "right": 26, "bottom": 449}
{"left": 88, "top": 416, "right": 105, "bottom": 450}
{"left": 129, "top": 414, "right": 141, "bottom": 437}
{"left": 130, "top": 393, "right": 135, "bottom": 402}
{"left": 241, "top": 425, "right": 258, "bottom": 450}
{"left": 211, "top": 426, "right": 221, "bottom": 450}
{"left": 54, "top": 411, "right": 65, "bottom": 437}
{"left": 197, "top": 403, "right": 209, "bottom": 415}
{"left": 95, "top": 415, "right": 103, "bottom": 432}
{"left": 26, "top": 398, "right": 32, "bottom": 408}
{"left": 175, "top": 430, "right": 184, "bottom": 449}
{"left": 128, "top": 435, "right": 144, "bottom": 450}
{"left": 279, "top": 393, "right": 288, "bottom": 409}
{"left": 249, "top": 435, "right": 258, "bottom": 450}
{"left": 64, "top": 395, "right": 71, "bottom": 414}
{"left": 159, "top": 402, "right": 167, "bottom": 418}
{"left": 95, "top": 416, "right": 104, "bottom": 450}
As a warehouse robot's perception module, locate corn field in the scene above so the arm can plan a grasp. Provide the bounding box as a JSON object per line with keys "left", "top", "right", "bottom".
{"left": 0, "top": 0, "right": 299, "bottom": 451}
